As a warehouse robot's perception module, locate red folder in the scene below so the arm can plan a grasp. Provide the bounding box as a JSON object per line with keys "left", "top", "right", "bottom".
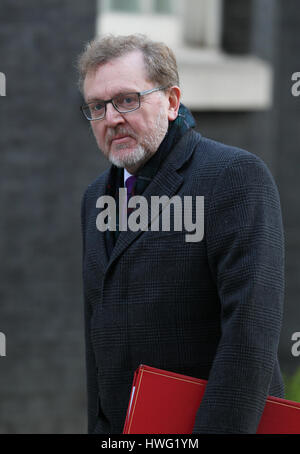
{"left": 123, "top": 364, "right": 300, "bottom": 434}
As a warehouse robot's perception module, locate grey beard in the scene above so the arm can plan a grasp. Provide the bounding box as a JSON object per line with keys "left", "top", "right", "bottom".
{"left": 101, "top": 105, "right": 169, "bottom": 169}
{"left": 109, "top": 113, "right": 168, "bottom": 168}
{"left": 108, "top": 143, "right": 149, "bottom": 168}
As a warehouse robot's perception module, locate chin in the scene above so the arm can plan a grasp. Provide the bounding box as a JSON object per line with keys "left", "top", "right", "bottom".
{"left": 108, "top": 145, "right": 150, "bottom": 169}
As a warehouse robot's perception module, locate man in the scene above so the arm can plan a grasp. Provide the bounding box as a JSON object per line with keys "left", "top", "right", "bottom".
{"left": 78, "top": 34, "right": 285, "bottom": 434}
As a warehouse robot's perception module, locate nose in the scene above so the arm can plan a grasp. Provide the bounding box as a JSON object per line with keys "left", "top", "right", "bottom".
{"left": 105, "top": 102, "right": 125, "bottom": 126}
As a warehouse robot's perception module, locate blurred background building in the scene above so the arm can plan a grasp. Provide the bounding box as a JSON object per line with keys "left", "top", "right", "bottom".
{"left": 0, "top": 0, "right": 299, "bottom": 433}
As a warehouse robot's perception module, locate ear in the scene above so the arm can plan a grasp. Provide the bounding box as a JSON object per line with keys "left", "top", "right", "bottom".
{"left": 167, "top": 86, "right": 181, "bottom": 121}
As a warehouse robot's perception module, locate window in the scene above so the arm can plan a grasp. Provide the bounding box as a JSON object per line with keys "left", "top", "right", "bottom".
{"left": 97, "top": 0, "right": 221, "bottom": 50}
{"left": 106, "top": 0, "right": 175, "bottom": 14}
{"left": 182, "top": 0, "right": 222, "bottom": 48}
{"left": 96, "top": 0, "right": 273, "bottom": 111}
{"left": 101, "top": 0, "right": 178, "bottom": 15}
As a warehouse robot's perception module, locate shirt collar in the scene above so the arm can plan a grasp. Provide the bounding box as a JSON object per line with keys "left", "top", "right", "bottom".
{"left": 124, "top": 168, "right": 134, "bottom": 185}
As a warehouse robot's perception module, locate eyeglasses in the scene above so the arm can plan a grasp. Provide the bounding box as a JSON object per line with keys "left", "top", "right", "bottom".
{"left": 80, "top": 86, "right": 167, "bottom": 121}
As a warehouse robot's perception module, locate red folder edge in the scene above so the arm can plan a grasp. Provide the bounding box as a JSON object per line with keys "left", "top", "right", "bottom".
{"left": 123, "top": 364, "right": 300, "bottom": 434}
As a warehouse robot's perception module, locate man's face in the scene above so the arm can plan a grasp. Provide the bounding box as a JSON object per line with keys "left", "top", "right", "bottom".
{"left": 83, "top": 51, "right": 178, "bottom": 173}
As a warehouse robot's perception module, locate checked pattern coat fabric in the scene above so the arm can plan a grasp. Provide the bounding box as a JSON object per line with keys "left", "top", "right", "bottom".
{"left": 81, "top": 127, "right": 285, "bottom": 434}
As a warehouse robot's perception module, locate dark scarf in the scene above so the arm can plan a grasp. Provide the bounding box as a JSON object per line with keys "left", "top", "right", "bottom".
{"left": 105, "top": 103, "right": 196, "bottom": 254}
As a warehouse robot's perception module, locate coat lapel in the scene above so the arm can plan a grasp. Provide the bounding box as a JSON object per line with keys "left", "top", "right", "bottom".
{"left": 94, "top": 170, "right": 111, "bottom": 272}
{"left": 106, "top": 129, "right": 201, "bottom": 272}
{"left": 107, "top": 164, "right": 183, "bottom": 271}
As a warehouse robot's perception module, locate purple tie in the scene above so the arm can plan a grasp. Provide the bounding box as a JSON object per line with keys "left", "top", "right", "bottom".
{"left": 125, "top": 175, "right": 137, "bottom": 202}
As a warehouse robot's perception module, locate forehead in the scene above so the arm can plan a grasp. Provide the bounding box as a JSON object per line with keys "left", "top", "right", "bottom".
{"left": 83, "top": 50, "right": 152, "bottom": 101}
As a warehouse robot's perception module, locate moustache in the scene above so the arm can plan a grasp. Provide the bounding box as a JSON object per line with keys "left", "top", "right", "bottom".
{"left": 106, "top": 127, "right": 137, "bottom": 146}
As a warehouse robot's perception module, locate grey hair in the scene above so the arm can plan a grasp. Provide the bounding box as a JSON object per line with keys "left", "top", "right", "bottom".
{"left": 77, "top": 33, "right": 180, "bottom": 94}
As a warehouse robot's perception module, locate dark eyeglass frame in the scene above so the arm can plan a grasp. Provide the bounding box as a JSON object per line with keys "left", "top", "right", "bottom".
{"left": 80, "top": 86, "right": 168, "bottom": 121}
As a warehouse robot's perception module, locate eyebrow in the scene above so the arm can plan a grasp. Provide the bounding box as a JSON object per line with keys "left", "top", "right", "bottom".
{"left": 85, "top": 89, "right": 139, "bottom": 104}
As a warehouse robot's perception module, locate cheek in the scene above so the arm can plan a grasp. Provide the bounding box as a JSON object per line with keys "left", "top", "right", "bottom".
{"left": 124, "top": 115, "right": 142, "bottom": 131}
{"left": 130, "top": 114, "right": 154, "bottom": 135}
{"left": 91, "top": 124, "right": 105, "bottom": 145}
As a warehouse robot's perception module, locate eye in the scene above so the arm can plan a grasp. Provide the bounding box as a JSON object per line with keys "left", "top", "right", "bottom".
{"left": 116, "top": 94, "right": 134, "bottom": 104}
{"left": 93, "top": 102, "right": 105, "bottom": 112}
{"left": 115, "top": 93, "right": 139, "bottom": 110}
{"left": 124, "top": 96, "right": 135, "bottom": 104}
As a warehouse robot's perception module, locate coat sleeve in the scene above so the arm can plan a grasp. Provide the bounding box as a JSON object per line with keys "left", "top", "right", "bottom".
{"left": 192, "top": 152, "right": 285, "bottom": 434}
{"left": 81, "top": 189, "right": 99, "bottom": 434}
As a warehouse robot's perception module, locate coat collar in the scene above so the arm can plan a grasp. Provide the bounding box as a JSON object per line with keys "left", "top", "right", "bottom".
{"left": 94, "top": 129, "right": 202, "bottom": 273}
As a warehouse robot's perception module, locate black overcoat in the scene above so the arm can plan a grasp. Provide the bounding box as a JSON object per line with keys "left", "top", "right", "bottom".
{"left": 81, "top": 129, "right": 285, "bottom": 434}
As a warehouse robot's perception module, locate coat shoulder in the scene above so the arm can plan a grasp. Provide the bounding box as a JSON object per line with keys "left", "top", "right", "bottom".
{"left": 189, "top": 130, "right": 274, "bottom": 183}
{"left": 82, "top": 168, "right": 110, "bottom": 202}
{"left": 192, "top": 130, "right": 264, "bottom": 167}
